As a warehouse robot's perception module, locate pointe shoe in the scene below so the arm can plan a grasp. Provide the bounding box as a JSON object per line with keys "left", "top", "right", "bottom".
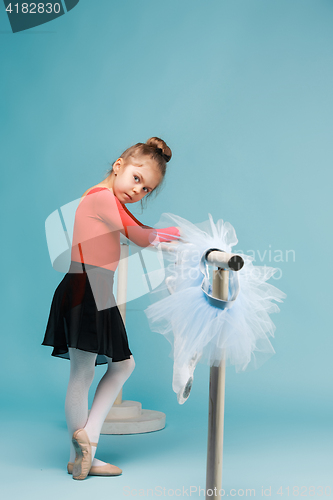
{"left": 174, "top": 352, "right": 202, "bottom": 405}
{"left": 67, "top": 461, "right": 122, "bottom": 476}
{"left": 71, "top": 428, "right": 98, "bottom": 480}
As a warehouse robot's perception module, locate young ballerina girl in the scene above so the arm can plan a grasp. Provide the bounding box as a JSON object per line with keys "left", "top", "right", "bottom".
{"left": 42, "top": 137, "right": 180, "bottom": 480}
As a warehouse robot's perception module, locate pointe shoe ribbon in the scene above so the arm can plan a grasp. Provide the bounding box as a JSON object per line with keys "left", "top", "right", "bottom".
{"left": 67, "top": 461, "right": 122, "bottom": 476}
{"left": 72, "top": 429, "right": 98, "bottom": 480}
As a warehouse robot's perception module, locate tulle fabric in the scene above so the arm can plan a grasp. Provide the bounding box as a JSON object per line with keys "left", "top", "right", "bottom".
{"left": 144, "top": 213, "right": 286, "bottom": 379}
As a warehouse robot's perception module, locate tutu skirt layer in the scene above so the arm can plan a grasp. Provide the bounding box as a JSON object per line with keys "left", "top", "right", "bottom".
{"left": 144, "top": 213, "right": 286, "bottom": 401}
{"left": 42, "top": 261, "right": 132, "bottom": 365}
{"left": 145, "top": 264, "right": 282, "bottom": 372}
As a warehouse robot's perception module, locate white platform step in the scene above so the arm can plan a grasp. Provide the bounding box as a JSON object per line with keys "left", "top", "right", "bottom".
{"left": 100, "top": 400, "right": 166, "bottom": 435}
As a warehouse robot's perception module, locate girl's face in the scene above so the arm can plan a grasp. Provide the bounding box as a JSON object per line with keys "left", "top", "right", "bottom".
{"left": 112, "top": 157, "right": 162, "bottom": 204}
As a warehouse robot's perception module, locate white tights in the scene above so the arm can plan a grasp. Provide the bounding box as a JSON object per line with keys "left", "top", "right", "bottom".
{"left": 65, "top": 348, "right": 135, "bottom": 464}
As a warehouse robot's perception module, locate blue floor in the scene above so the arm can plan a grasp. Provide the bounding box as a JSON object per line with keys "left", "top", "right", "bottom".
{"left": 2, "top": 409, "right": 332, "bottom": 499}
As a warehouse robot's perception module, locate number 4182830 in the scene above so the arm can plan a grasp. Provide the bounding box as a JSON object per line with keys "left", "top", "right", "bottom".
{"left": 276, "top": 485, "right": 332, "bottom": 496}
{"left": 5, "top": 3, "right": 61, "bottom": 14}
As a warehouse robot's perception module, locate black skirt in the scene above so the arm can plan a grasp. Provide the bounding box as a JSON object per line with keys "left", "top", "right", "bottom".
{"left": 42, "top": 261, "right": 132, "bottom": 365}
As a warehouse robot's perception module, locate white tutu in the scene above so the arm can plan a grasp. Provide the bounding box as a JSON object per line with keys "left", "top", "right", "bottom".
{"left": 144, "top": 213, "right": 286, "bottom": 404}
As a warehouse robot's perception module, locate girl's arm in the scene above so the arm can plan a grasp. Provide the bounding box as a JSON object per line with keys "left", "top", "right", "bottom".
{"left": 94, "top": 188, "right": 180, "bottom": 247}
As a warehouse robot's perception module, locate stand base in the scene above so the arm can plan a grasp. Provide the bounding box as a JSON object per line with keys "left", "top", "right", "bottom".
{"left": 100, "top": 400, "right": 166, "bottom": 435}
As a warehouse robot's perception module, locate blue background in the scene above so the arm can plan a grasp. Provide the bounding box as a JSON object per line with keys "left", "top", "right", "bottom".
{"left": 1, "top": 0, "right": 332, "bottom": 498}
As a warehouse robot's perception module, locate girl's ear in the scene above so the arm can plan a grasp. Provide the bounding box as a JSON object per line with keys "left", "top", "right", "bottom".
{"left": 113, "top": 158, "right": 123, "bottom": 174}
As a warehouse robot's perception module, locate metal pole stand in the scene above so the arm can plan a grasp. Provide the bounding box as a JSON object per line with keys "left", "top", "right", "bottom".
{"left": 206, "top": 268, "right": 228, "bottom": 500}
{"left": 204, "top": 249, "right": 244, "bottom": 499}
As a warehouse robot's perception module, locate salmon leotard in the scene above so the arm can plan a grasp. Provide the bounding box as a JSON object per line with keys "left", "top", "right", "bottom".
{"left": 70, "top": 187, "right": 180, "bottom": 271}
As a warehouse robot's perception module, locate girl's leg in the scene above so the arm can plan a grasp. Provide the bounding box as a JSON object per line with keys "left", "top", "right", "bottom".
{"left": 65, "top": 348, "right": 97, "bottom": 463}
{"left": 84, "top": 355, "right": 135, "bottom": 464}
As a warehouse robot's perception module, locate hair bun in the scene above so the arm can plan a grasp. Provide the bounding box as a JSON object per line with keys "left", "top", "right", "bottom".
{"left": 146, "top": 137, "right": 172, "bottom": 163}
